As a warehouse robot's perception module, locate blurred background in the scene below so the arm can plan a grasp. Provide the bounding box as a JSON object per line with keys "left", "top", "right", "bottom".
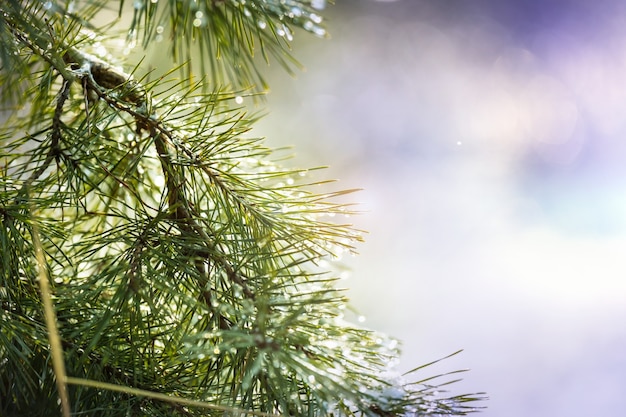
{"left": 252, "top": 0, "right": 626, "bottom": 416}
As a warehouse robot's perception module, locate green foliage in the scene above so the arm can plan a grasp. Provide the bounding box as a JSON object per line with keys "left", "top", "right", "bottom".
{"left": 126, "top": 0, "right": 329, "bottom": 89}
{"left": 0, "top": 1, "right": 485, "bottom": 416}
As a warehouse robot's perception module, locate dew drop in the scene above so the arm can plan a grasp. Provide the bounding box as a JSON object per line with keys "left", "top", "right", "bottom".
{"left": 283, "top": 25, "right": 294, "bottom": 41}
{"left": 311, "top": 0, "right": 326, "bottom": 10}
{"left": 313, "top": 25, "right": 326, "bottom": 37}
{"left": 257, "top": 20, "right": 267, "bottom": 29}
{"left": 290, "top": 7, "right": 302, "bottom": 17}
{"left": 127, "top": 29, "right": 138, "bottom": 49}
{"left": 309, "top": 13, "right": 323, "bottom": 24}
{"left": 235, "top": 96, "right": 244, "bottom": 104}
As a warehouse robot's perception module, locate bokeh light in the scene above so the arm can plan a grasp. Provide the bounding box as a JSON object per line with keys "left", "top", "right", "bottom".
{"left": 254, "top": 1, "right": 626, "bottom": 416}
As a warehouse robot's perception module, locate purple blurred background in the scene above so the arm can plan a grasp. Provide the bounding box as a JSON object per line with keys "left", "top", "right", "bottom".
{"left": 253, "top": 1, "right": 626, "bottom": 416}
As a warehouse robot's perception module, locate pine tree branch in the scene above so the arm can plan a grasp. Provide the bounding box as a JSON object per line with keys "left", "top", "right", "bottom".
{"left": 59, "top": 44, "right": 260, "bottom": 330}
{"left": 125, "top": 0, "right": 328, "bottom": 90}
{"left": 1, "top": 2, "right": 487, "bottom": 415}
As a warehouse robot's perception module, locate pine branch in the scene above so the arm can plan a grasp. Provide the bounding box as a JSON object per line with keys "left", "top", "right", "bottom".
{"left": 125, "top": 0, "right": 330, "bottom": 90}
{"left": 0, "top": 1, "right": 486, "bottom": 416}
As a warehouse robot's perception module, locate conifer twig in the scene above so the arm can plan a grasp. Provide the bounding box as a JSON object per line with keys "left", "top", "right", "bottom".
{"left": 0, "top": 3, "right": 485, "bottom": 414}
{"left": 62, "top": 45, "right": 258, "bottom": 321}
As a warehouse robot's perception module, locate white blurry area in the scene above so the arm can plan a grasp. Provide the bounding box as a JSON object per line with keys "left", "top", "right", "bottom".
{"left": 252, "top": 1, "right": 626, "bottom": 416}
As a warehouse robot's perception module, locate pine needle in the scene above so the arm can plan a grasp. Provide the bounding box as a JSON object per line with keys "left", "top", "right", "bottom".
{"left": 32, "top": 223, "right": 71, "bottom": 417}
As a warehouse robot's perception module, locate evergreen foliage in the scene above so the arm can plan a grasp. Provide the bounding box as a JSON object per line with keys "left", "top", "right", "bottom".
{"left": 0, "top": 1, "right": 484, "bottom": 416}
